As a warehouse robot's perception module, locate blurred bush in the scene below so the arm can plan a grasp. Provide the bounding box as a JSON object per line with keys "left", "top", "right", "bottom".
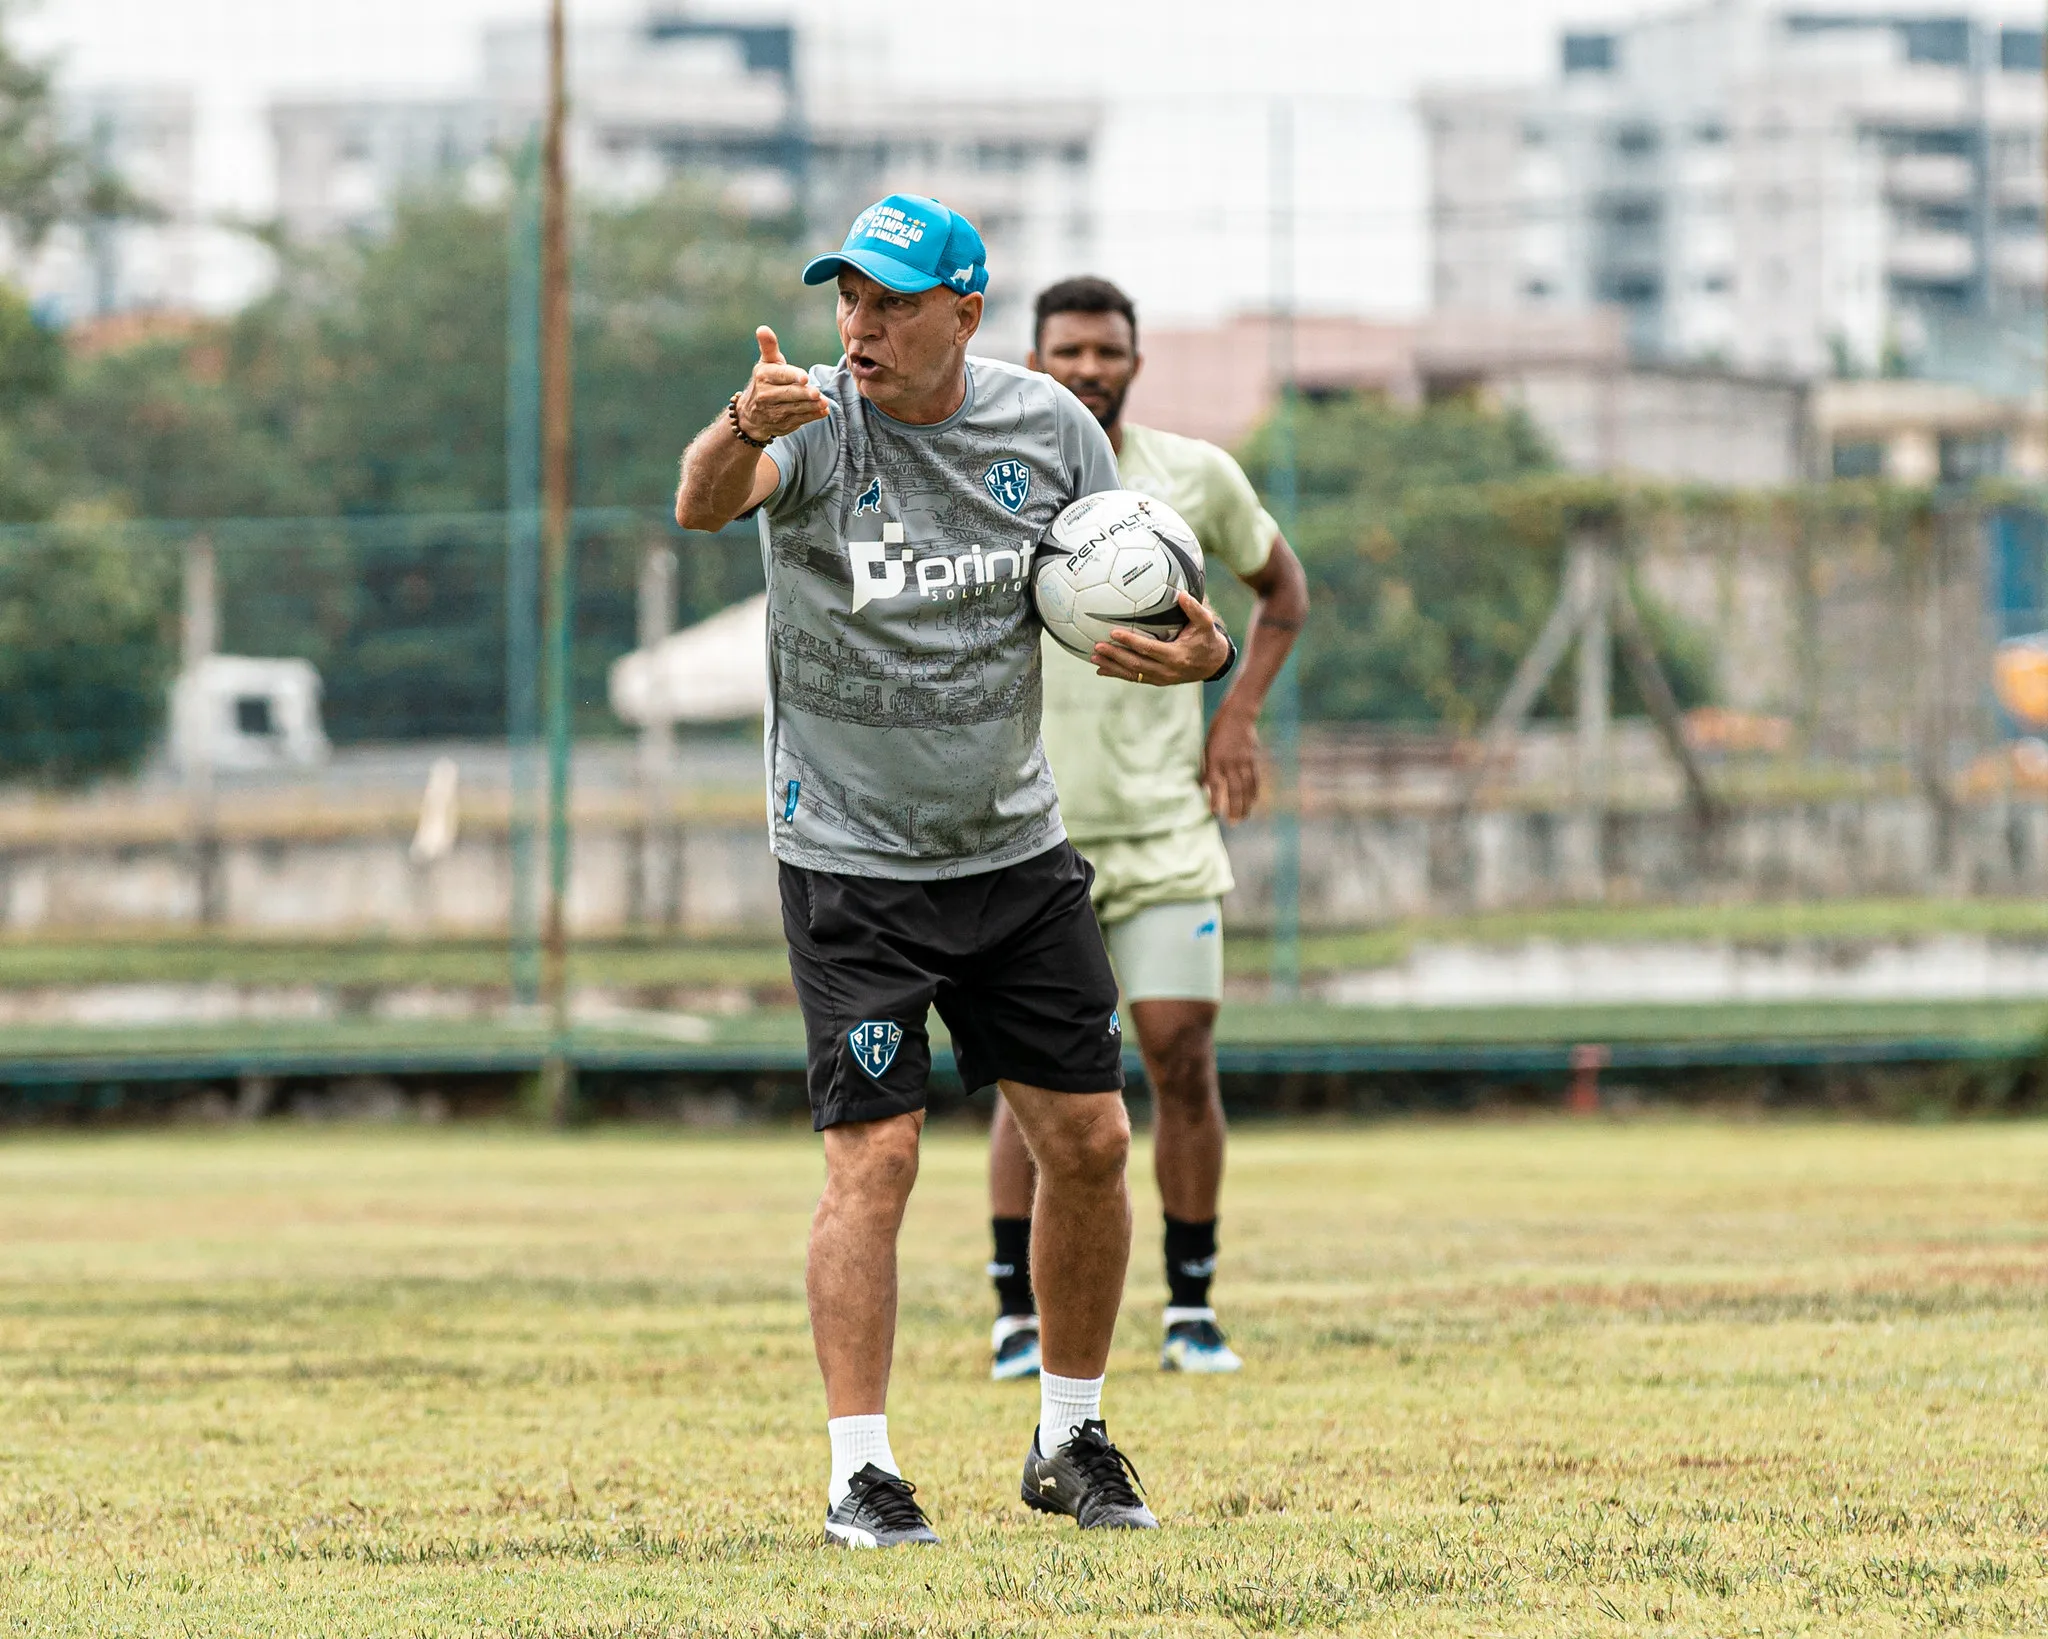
{"left": 40, "top": 182, "right": 834, "bottom": 519}
{"left": 20, "top": 183, "right": 833, "bottom": 747}
{"left": 1238, "top": 395, "right": 1714, "bottom": 729}
{"left": 0, "top": 510, "right": 176, "bottom": 782}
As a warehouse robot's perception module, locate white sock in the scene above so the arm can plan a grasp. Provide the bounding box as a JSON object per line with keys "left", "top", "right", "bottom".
{"left": 827, "top": 1414, "right": 897, "bottom": 1508}
{"left": 1038, "top": 1370, "right": 1104, "bottom": 1453}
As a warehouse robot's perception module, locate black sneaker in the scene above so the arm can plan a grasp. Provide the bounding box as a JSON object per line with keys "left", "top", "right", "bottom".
{"left": 824, "top": 1463, "right": 940, "bottom": 1548}
{"left": 1021, "top": 1418, "right": 1159, "bottom": 1529}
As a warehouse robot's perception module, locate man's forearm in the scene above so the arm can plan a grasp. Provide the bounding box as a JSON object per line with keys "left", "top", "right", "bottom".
{"left": 674, "top": 418, "right": 766, "bottom": 533}
{"left": 1216, "top": 540, "right": 1308, "bottom": 724}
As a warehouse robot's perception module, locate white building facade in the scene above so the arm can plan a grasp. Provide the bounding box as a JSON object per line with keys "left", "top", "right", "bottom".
{"left": 1424, "top": 3, "right": 2046, "bottom": 383}
{"left": 20, "top": 87, "right": 201, "bottom": 322}
{"left": 269, "top": 14, "right": 1099, "bottom": 359}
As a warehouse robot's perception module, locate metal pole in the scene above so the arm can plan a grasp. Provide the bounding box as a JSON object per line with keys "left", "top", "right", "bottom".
{"left": 538, "top": 0, "right": 576, "bottom": 1120}
{"left": 505, "top": 136, "right": 543, "bottom": 1008}
{"left": 181, "top": 534, "right": 219, "bottom": 925}
{"left": 1267, "top": 97, "right": 1302, "bottom": 1001}
{"left": 1572, "top": 536, "right": 1612, "bottom": 899}
{"left": 635, "top": 544, "right": 678, "bottom": 928}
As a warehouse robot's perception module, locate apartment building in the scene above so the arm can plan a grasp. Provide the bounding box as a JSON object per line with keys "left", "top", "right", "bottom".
{"left": 21, "top": 87, "right": 200, "bottom": 322}
{"left": 270, "top": 13, "right": 1098, "bottom": 358}
{"left": 1423, "top": 2, "right": 2046, "bottom": 381}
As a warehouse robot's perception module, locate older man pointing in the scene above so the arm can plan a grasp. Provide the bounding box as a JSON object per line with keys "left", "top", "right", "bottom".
{"left": 675, "top": 196, "right": 1232, "bottom": 1546}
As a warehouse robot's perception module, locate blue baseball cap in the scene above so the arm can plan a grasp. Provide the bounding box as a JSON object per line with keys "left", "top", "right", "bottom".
{"left": 802, "top": 194, "right": 990, "bottom": 296}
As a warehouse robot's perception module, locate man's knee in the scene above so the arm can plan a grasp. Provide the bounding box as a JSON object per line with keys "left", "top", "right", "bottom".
{"left": 1142, "top": 1018, "right": 1218, "bottom": 1114}
{"left": 824, "top": 1111, "right": 923, "bottom": 1206}
{"left": 1028, "top": 1094, "right": 1131, "bottom": 1186}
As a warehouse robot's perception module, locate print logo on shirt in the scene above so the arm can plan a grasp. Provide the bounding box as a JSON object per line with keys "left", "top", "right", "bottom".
{"left": 849, "top": 522, "right": 1031, "bottom": 612}
{"left": 853, "top": 477, "right": 883, "bottom": 516}
{"left": 984, "top": 459, "right": 1031, "bottom": 513}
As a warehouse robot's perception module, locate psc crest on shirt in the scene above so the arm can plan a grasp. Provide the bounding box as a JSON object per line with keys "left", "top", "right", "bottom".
{"left": 984, "top": 459, "right": 1031, "bottom": 513}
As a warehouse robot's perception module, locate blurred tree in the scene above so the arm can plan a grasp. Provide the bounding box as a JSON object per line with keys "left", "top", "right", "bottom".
{"left": 207, "top": 182, "right": 830, "bottom": 518}
{"left": 0, "top": 10, "right": 235, "bottom": 781}
{"left": 0, "top": 511, "right": 176, "bottom": 782}
{"left": 0, "top": 2, "right": 100, "bottom": 250}
{"left": 45, "top": 180, "right": 831, "bottom": 521}
{"left": 1237, "top": 395, "right": 1712, "bottom": 729}
{"left": 573, "top": 188, "right": 833, "bottom": 505}
{"left": 33, "top": 333, "right": 307, "bottom": 518}
{"left": 53, "top": 183, "right": 823, "bottom": 742}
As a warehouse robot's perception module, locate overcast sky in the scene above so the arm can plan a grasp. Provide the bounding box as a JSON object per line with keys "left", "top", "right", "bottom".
{"left": 17, "top": 0, "right": 2033, "bottom": 321}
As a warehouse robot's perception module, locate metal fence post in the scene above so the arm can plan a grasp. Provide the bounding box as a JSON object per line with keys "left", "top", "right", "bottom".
{"left": 505, "top": 136, "right": 543, "bottom": 1009}
{"left": 1267, "top": 96, "right": 1302, "bottom": 1000}
{"left": 180, "top": 533, "right": 220, "bottom": 925}
{"left": 1573, "top": 533, "right": 1612, "bottom": 898}
{"left": 635, "top": 542, "right": 678, "bottom": 929}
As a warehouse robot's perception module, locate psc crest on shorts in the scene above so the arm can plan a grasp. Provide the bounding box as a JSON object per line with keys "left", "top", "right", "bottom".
{"left": 984, "top": 459, "right": 1031, "bottom": 514}
{"left": 848, "top": 1020, "right": 904, "bottom": 1081}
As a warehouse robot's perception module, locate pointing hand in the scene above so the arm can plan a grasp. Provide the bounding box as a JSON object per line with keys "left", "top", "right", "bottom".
{"left": 736, "top": 326, "right": 830, "bottom": 441}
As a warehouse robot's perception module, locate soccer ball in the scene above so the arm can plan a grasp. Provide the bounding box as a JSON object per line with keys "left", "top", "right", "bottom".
{"left": 1032, "top": 490, "right": 1206, "bottom": 661}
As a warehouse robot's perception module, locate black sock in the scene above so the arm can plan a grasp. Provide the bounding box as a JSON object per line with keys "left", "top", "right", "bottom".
{"left": 989, "top": 1216, "right": 1035, "bottom": 1318}
{"left": 1164, "top": 1216, "right": 1218, "bottom": 1310}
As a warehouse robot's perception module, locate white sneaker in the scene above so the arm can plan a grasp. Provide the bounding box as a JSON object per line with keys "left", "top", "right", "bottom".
{"left": 990, "top": 1314, "right": 1042, "bottom": 1381}
{"left": 1161, "top": 1307, "right": 1242, "bottom": 1373}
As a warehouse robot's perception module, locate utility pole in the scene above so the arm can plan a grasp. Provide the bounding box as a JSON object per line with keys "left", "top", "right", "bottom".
{"left": 538, "top": 0, "right": 575, "bottom": 1122}
{"left": 1266, "top": 96, "right": 1303, "bottom": 1001}
{"left": 505, "top": 135, "right": 542, "bottom": 1009}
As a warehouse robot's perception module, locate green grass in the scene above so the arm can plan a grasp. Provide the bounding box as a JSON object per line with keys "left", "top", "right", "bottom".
{"left": 1230, "top": 895, "right": 2048, "bottom": 978}
{"left": 0, "top": 937, "right": 798, "bottom": 993}
{"left": 1218, "top": 997, "right": 2048, "bottom": 1047}
{"left": 7, "top": 896, "right": 2048, "bottom": 995}
{"left": 0, "top": 995, "right": 2044, "bottom": 1071}
{"left": 5, "top": 1123, "right": 2048, "bottom": 1636}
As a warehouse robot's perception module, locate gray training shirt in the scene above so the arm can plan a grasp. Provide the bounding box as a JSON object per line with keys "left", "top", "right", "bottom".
{"left": 758, "top": 355, "right": 1119, "bottom": 879}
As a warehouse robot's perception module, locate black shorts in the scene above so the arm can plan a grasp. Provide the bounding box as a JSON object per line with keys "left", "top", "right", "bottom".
{"left": 779, "top": 841, "right": 1126, "bottom": 1130}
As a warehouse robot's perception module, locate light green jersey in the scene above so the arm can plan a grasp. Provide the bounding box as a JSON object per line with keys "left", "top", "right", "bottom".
{"left": 1039, "top": 422, "right": 1277, "bottom": 874}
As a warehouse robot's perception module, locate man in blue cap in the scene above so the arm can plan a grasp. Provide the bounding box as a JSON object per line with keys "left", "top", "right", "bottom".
{"left": 676, "top": 196, "right": 1234, "bottom": 1546}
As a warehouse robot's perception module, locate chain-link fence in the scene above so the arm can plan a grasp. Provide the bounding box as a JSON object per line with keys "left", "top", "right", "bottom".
{"left": 4, "top": 488, "right": 2047, "bottom": 945}
{"left": 0, "top": 508, "right": 763, "bottom": 943}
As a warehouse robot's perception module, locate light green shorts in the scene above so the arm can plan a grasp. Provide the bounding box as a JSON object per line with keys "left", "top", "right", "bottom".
{"left": 1103, "top": 897, "right": 1225, "bottom": 1004}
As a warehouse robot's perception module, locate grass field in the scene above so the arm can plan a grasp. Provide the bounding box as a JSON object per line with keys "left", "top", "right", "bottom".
{"left": 2, "top": 996, "right": 2045, "bottom": 1084}
{"left": 5, "top": 1122, "right": 2048, "bottom": 1636}
{"left": 8, "top": 895, "right": 2048, "bottom": 993}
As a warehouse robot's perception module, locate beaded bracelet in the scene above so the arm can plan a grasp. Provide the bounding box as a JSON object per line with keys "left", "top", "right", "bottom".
{"left": 727, "top": 394, "right": 770, "bottom": 449}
